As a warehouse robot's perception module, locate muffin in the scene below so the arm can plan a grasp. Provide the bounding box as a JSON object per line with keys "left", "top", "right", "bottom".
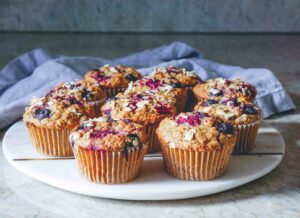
{"left": 156, "top": 112, "right": 237, "bottom": 180}
{"left": 194, "top": 98, "right": 261, "bottom": 154}
{"left": 192, "top": 78, "right": 257, "bottom": 103}
{"left": 151, "top": 66, "right": 202, "bottom": 111}
{"left": 124, "top": 76, "right": 187, "bottom": 113}
{"left": 84, "top": 64, "right": 142, "bottom": 97}
{"left": 23, "top": 97, "right": 88, "bottom": 156}
{"left": 69, "top": 117, "right": 148, "bottom": 184}
{"left": 101, "top": 92, "right": 177, "bottom": 153}
{"left": 46, "top": 80, "right": 107, "bottom": 118}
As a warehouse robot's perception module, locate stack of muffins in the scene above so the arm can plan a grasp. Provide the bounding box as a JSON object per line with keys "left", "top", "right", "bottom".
{"left": 23, "top": 64, "right": 261, "bottom": 184}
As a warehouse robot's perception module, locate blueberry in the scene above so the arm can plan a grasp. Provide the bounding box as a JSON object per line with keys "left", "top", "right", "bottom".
{"left": 197, "top": 112, "right": 208, "bottom": 118}
{"left": 203, "top": 99, "right": 218, "bottom": 106}
{"left": 217, "top": 122, "right": 234, "bottom": 134}
{"left": 81, "top": 88, "right": 93, "bottom": 101}
{"left": 33, "top": 108, "right": 51, "bottom": 120}
{"left": 243, "top": 104, "right": 257, "bottom": 115}
{"left": 126, "top": 74, "right": 138, "bottom": 81}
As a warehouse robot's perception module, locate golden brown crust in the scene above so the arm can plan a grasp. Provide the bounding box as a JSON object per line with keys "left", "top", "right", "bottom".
{"left": 69, "top": 117, "right": 147, "bottom": 152}
{"left": 45, "top": 80, "right": 107, "bottom": 118}
{"left": 193, "top": 98, "right": 261, "bottom": 124}
{"left": 84, "top": 65, "right": 142, "bottom": 88}
{"left": 23, "top": 97, "right": 88, "bottom": 130}
{"left": 101, "top": 92, "right": 177, "bottom": 125}
{"left": 193, "top": 78, "right": 257, "bottom": 102}
{"left": 151, "top": 66, "right": 201, "bottom": 87}
{"left": 156, "top": 112, "right": 237, "bottom": 151}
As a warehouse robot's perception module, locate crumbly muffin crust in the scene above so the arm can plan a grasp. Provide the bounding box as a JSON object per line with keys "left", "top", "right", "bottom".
{"left": 193, "top": 78, "right": 256, "bottom": 102}
{"left": 156, "top": 112, "right": 237, "bottom": 151}
{"left": 84, "top": 65, "right": 142, "bottom": 88}
{"left": 69, "top": 116, "right": 147, "bottom": 151}
{"left": 23, "top": 96, "right": 88, "bottom": 129}
{"left": 194, "top": 98, "right": 261, "bottom": 124}
{"left": 151, "top": 66, "right": 201, "bottom": 87}
{"left": 46, "top": 80, "right": 106, "bottom": 104}
{"left": 101, "top": 92, "right": 177, "bottom": 125}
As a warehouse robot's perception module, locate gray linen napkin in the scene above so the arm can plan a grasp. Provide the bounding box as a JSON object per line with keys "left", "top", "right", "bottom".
{"left": 0, "top": 42, "right": 295, "bottom": 129}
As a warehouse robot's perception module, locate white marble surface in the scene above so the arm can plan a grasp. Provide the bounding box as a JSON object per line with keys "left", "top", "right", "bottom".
{"left": 0, "top": 114, "right": 299, "bottom": 217}
{"left": 0, "top": 34, "right": 300, "bottom": 217}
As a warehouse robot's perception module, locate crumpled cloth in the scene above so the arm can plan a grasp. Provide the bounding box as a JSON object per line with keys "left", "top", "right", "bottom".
{"left": 0, "top": 42, "right": 295, "bottom": 129}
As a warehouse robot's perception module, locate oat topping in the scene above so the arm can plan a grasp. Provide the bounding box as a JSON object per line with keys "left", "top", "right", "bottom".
{"left": 84, "top": 65, "right": 142, "bottom": 88}
{"left": 193, "top": 78, "right": 257, "bottom": 102}
{"left": 151, "top": 66, "right": 202, "bottom": 87}
{"left": 194, "top": 97, "right": 261, "bottom": 124}
{"left": 156, "top": 112, "right": 236, "bottom": 150}
{"left": 69, "top": 117, "right": 146, "bottom": 151}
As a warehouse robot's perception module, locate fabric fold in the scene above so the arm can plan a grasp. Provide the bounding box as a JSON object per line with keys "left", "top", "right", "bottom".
{"left": 0, "top": 42, "right": 295, "bottom": 129}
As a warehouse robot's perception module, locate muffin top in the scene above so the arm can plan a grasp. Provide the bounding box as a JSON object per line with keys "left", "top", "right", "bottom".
{"left": 156, "top": 112, "right": 237, "bottom": 151}
{"left": 151, "top": 66, "right": 201, "bottom": 87}
{"left": 69, "top": 116, "right": 147, "bottom": 152}
{"left": 23, "top": 96, "right": 88, "bottom": 129}
{"left": 46, "top": 80, "right": 107, "bottom": 105}
{"left": 124, "top": 77, "right": 185, "bottom": 98}
{"left": 84, "top": 65, "right": 142, "bottom": 88}
{"left": 194, "top": 98, "right": 261, "bottom": 124}
{"left": 193, "top": 78, "right": 256, "bottom": 102}
{"left": 101, "top": 92, "right": 177, "bottom": 125}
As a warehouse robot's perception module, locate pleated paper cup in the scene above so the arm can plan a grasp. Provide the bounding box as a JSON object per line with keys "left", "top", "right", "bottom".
{"left": 175, "top": 98, "right": 186, "bottom": 114}
{"left": 26, "top": 123, "right": 73, "bottom": 156}
{"left": 160, "top": 140, "right": 235, "bottom": 180}
{"left": 91, "top": 98, "right": 107, "bottom": 118}
{"left": 73, "top": 145, "right": 147, "bottom": 184}
{"left": 233, "top": 119, "right": 261, "bottom": 154}
{"left": 185, "top": 86, "right": 197, "bottom": 112}
{"left": 103, "top": 87, "right": 126, "bottom": 98}
{"left": 145, "top": 123, "right": 161, "bottom": 153}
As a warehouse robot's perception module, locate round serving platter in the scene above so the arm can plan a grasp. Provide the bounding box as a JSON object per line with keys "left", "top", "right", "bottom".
{"left": 3, "top": 120, "right": 284, "bottom": 201}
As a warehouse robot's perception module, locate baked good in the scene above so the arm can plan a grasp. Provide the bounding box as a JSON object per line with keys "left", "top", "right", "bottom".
{"left": 23, "top": 97, "right": 88, "bottom": 156}
{"left": 84, "top": 65, "right": 142, "bottom": 97}
{"left": 151, "top": 66, "right": 202, "bottom": 111}
{"left": 192, "top": 78, "right": 256, "bottom": 102}
{"left": 194, "top": 97, "right": 261, "bottom": 153}
{"left": 69, "top": 116, "right": 148, "bottom": 184}
{"left": 101, "top": 92, "right": 177, "bottom": 153}
{"left": 156, "top": 112, "right": 237, "bottom": 180}
{"left": 46, "top": 80, "right": 107, "bottom": 118}
{"left": 124, "top": 76, "right": 187, "bottom": 113}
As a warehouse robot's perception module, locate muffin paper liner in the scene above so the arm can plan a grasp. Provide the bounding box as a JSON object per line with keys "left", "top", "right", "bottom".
{"left": 185, "top": 86, "right": 197, "bottom": 112}
{"left": 104, "top": 87, "right": 126, "bottom": 98}
{"left": 26, "top": 124, "right": 73, "bottom": 156}
{"left": 233, "top": 120, "right": 261, "bottom": 154}
{"left": 145, "top": 123, "right": 161, "bottom": 153}
{"left": 159, "top": 139, "right": 235, "bottom": 180}
{"left": 175, "top": 98, "right": 186, "bottom": 114}
{"left": 92, "top": 98, "right": 107, "bottom": 118}
{"left": 73, "top": 145, "right": 147, "bottom": 184}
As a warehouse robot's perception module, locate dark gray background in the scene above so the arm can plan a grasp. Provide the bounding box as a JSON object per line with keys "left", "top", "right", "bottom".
{"left": 1, "top": 0, "right": 299, "bottom": 32}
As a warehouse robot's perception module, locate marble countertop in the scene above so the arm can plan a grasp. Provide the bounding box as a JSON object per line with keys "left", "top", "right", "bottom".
{"left": 0, "top": 33, "right": 299, "bottom": 218}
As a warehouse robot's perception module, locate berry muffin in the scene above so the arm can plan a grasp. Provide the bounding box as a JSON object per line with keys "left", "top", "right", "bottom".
{"left": 84, "top": 64, "right": 142, "bottom": 97}
{"left": 156, "top": 112, "right": 237, "bottom": 180}
{"left": 46, "top": 80, "right": 107, "bottom": 118}
{"left": 101, "top": 93, "right": 177, "bottom": 153}
{"left": 194, "top": 98, "right": 261, "bottom": 154}
{"left": 23, "top": 97, "right": 88, "bottom": 156}
{"left": 69, "top": 117, "right": 148, "bottom": 184}
{"left": 151, "top": 66, "right": 202, "bottom": 111}
{"left": 192, "top": 78, "right": 256, "bottom": 103}
{"left": 124, "top": 76, "right": 187, "bottom": 113}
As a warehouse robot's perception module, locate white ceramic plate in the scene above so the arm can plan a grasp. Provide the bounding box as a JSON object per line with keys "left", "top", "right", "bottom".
{"left": 3, "top": 121, "right": 284, "bottom": 200}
